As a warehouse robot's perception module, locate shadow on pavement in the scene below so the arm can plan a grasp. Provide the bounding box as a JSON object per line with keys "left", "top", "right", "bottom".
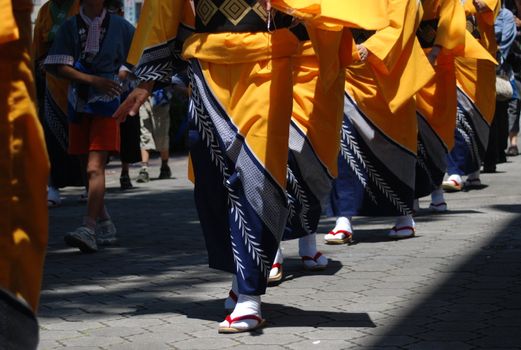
{"left": 368, "top": 205, "right": 521, "bottom": 349}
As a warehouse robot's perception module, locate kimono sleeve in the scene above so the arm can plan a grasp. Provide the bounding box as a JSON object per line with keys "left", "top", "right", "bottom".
{"left": 127, "top": 0, "right": 189, "bottom": 83}
{"left": 363, "top": 0, "right": 412, "bottom": 73}
{"left": 434, "top": 0, "right": 466, "bottom": 54}
{"left": 271, "top": 0, "right": 389, "bottom": 30}
{"left": 44, "top": 19, "right": 77, "bottom": 75}
{"left": 0, "top": 0, "right": 18, "bottom": 44}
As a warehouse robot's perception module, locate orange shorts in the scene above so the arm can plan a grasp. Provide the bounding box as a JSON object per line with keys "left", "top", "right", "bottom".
{"left": 69, "top": 114, "right": 120, "bottom": 155}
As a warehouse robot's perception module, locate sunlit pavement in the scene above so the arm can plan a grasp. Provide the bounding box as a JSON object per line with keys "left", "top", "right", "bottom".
{"left": 39, "top": 153, "right": 521, "bottom": 349}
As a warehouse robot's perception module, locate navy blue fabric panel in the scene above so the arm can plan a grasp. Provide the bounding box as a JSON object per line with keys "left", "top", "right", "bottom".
{"left": 283, "top": 152, "right": 322, "bottom": 241}
{"left": 327, "top": 114, "right": 414, "bottom": 217}
{"left": 447, "top": 129, "right": 481, "bottom": 175}
{"left": 415, "top": 136, "right": 445, "bottom": 198}
{"left": 189, "top": 127, "right": 235, "bottom": 274}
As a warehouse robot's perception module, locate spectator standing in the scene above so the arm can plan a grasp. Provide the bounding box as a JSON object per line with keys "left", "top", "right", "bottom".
{"left": 136, "top": 86, "right": 174, "bottom": 182}
{"left": 45, "top": 0, "right": 135, "bottom": 252}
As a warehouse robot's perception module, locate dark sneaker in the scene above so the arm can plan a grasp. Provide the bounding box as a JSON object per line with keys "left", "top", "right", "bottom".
{"left": 64, "top": 226, "right": 98, "bottom": 253}
{"left": 96, "top": 219, "right": 117, "bottom": 246}
{"left": 136, "top": 168, "right": 150, "bottom": 183}
{"left": 120, "top": 174, "right": 133, "bottom": 190}
{"left": 158, "top": 165, "right": 172, "bottom": 179}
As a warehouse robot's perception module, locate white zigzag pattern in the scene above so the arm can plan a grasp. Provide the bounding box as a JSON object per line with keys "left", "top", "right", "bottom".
{"left": 135, "top": 62, "right": 172, "bottom": 82}
{"left": 416, "top": 139, "right": 435, "bottom": 188}
{"left": 339, "top": 122, "right": 377, "bottom": 204}
{"left": 341, "top": 119, "right": 410, "bottom": 214}
{"left": 287, "top": 167, "right": 312, "bottom": 233}
{"left": 189, "top": 66, "right": 271, "bottom": 277}
{"left": 456, "top": 107, "right": 480, "bottom": 163}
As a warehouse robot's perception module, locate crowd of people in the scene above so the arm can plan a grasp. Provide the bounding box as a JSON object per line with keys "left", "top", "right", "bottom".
{"left": 2, "top": 0, "right": 521, "bottom": 343}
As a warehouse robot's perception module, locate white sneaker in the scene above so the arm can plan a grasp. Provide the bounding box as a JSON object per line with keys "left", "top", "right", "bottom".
{"left": 96, "top": 219, "right": 117, "bottom": 246}
{"left": 64, "top": 226, "right": 98, "bottom": 253}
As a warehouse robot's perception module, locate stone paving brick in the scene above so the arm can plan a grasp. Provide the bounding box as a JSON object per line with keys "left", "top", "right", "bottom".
{"left": 404, "top": 341, "right": 475, "bottom": 350}
{"left": 286, "top": 339, "right": 354, "bottom": 350}
{"left": 173, "top": 337, "right": 241, "bottom": 349}
{"left": 59, "top": 336, "right": 127, "bottom": 347}
{"left": 39, "top": 155, "right": 521, "bottom": 348}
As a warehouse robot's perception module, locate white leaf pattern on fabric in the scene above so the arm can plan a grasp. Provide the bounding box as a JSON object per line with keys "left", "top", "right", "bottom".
{"left": 340, "top": 106, "right": 410, "bottom": 215}
{"left": 189, "top": 64, "right": 271, "bottom": 277}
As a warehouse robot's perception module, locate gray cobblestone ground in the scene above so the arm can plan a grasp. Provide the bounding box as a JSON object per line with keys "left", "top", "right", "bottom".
{"left": 39, "top": 154, "right": 521, "bottom": 349}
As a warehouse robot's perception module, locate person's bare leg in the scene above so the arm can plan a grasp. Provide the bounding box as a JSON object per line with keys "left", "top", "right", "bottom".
{"left": 85, "top": 151, "right": 109, "bottom": 228}
{"left": 141, "top": 149, "right": 150, "bottom": 167}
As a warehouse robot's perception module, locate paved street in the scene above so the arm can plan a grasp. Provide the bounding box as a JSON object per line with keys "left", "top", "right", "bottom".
{"left": 39, "top": 154, "right": 521, "bottom": 350}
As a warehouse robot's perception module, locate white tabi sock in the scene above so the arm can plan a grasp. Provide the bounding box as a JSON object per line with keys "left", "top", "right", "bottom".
{"left": 220, "top": 294, "right": 262, "bottom": 330}
{"left": 334, "top": 216, "right": 352, "bottom": 233}
{"left": 447, "top": 174, "right": 463, "bottom": 185}
{"left": 224, "top": 275, "right": 239, "bottom": 311}
{"left": 299, "top": 233, "right": 328, "bottom": 267}
{"left": 394, "top": 215, "right": 415, "bottom": 228}
{"left": 431, "top": 188, "right": 446, "bottom": 205}
{"left": 269, "top": 247, "right": 284, "bottom": 279}
{"left": 389, "top": 215, "right": 416, "bottom": 238}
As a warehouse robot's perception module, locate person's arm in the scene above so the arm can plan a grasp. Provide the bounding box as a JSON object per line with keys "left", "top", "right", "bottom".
{"left": 113, "top": 81, "right": 154, "bottom": 122}
{"left": 55, "top": 64, "right": 123, "bottom": 97}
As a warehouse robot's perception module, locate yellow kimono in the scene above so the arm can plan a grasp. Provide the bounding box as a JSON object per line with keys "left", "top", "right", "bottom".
{"left": 329, "top": 0, "right": 434, "bottom": 217}
{"left": 447, "top": 0, "right": 499, "bottom": 177}
{"left": 129, "top": 0, "right": 393, "bottom": 296}
{"left": 284, "top": 33, "right": 345, "bottom": 240}
{"left": 455, "top": 0, "right": 499, "bottom": 125}
{"left": 416, "top": 0, "right": 495, "bottom": 150}
{"left": 0, "top": 0, "right": 49, "bottom": 312}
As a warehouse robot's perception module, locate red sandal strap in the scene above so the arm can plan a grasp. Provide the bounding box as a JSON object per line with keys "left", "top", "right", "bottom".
{"left": 228, "top": 290, "right": 238, "bottom": 302}
{"left": 451, "top": 179, "right": 461, "bottom": 186}
{"left": 225, "top": 314, "right": 263, "bottom": 326}
{"left": 301, "top": 252, "right": 323, "bottom": 262}
{"left": 271, "top": 263, "right": 282, "bottom": 269}
{"left": 328, "top": 230, "right": 352, "bottom": 237}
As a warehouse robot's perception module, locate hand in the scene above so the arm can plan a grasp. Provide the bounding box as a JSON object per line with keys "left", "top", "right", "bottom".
{"left": 427, "top": 45, "right": 441, "bottom": 65}
{"left": 91, "top": 76, "right": 123, "bottom": 98}
{"left": 515, "top": 16, "right": 521, "bottom": 28}
{"left": 473, "top": 0, "right": 488, "bottom": 12}
{"left": 112, "top": 81, "right": 154, "bottom": 123}
{"left": 356, "top": 44, "right": 369, "bottom": 62}
{"left": 258, "top": 0, "right": 271, "bottom": 11}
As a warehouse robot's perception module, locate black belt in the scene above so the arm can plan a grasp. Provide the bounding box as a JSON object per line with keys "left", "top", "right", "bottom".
{"left": 290, "top": 23, "right": 310, "bottom": 41}
{"left": 195, "top": 5, "right": 294, "bottom": 33}
{"left": 351, "top": 28, "right": 375, "bottom": 45}
{"left": 416, "top": 19, "right": 439, "bottom": 48}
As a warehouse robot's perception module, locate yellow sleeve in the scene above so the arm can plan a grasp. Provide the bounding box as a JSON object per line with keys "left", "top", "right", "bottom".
{"left": 0, "top": 0, "right": 18, "bottom": 45}
{"left": 272, "top": 0, "right": 389, "bottom": 30}
{"left": 363, "top": 0, "right": 422, "bottom": 73}
{"left": 127, "top": 0, "right": 192, "bottom": 66}
{"left": 434, "top": 0, "right": 466, "bottom": 53}
{"left": 463, "top": 30, "right": 497, "bottom": 63}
